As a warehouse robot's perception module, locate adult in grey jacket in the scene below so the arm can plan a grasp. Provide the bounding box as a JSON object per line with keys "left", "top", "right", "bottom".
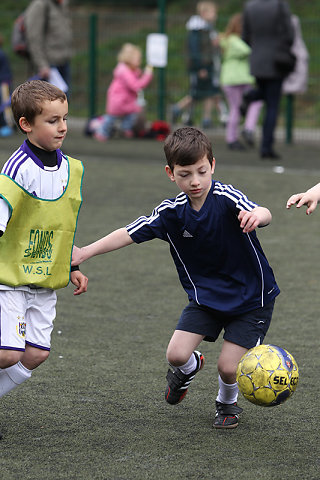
{"left": 25, "top": 0, "right": 72, "bottom": 88}
{"left": 242, "top": 0, "right": 294, "bottom": 159}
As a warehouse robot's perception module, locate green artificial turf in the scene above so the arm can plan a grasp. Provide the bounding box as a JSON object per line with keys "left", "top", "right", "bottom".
{"left": 0, "top": 130, "right": 319, "bottom": 479}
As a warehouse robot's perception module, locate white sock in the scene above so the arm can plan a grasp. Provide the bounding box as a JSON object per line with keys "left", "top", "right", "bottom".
{"left": 179, "top": 352, "right": 197, "bottom": 375}
{"left": 216, "top": 375, "right": 239, "bottom": 404}
{"left": 0, "top": 362, "right": 32, "bottom": 398}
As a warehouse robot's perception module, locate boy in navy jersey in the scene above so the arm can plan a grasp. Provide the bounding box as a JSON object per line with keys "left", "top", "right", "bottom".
{"left": 0, "top": 80, "right": 87, "bottom": 438}
{"left": 72, "top": 126, "right": 279, "bottom": 429}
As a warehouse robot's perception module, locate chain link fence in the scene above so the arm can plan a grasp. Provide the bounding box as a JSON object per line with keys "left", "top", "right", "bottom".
{"left": 2, "top": 5, "right": 320, "bottom": 141}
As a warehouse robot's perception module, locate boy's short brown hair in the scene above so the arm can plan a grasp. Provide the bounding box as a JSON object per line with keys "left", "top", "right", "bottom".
{"left": 11, "top": 80, "right": 67, "bottom": 133}
{"left": 164, "top": 127, "right": 213, "bottom": 171}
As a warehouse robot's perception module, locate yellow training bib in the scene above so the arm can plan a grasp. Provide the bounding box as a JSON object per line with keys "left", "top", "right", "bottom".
{"left": 0, "top": 156, "right": 83, "bottom": 289}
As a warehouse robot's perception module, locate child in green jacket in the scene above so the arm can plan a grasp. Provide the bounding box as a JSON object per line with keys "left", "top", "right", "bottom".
{"left": 220, "top": 13, "right": 262, "bottom": 150}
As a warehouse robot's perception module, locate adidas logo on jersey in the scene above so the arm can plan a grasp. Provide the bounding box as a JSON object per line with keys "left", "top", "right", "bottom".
{"left": 183, "top": 230, "right": 193, "bottom": 238}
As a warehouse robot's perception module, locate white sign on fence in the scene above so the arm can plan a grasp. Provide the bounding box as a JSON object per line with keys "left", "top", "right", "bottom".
{"left": 146, "top": 33, "right": 168, "bottom": 68}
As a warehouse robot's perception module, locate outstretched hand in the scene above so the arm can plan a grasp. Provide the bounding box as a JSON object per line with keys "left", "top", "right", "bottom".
{"left": 286, "top": 192, "right": 318, "bottom": 215}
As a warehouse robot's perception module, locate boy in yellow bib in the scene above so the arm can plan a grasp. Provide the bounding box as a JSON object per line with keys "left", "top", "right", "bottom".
{"left": 0, "top": 80, "right": 88, "bottom": 437}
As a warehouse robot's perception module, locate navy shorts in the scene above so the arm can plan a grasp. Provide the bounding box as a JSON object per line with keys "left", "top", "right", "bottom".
{"left": 176, "top": 299, "right": 275, "bottom": 349}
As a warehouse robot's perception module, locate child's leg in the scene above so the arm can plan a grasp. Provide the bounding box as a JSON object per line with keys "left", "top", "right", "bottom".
{"left": 171, "top": 95, "right": 193, "bottom": 125}
{"left": 214, "top": 300, "right": 275, "bottom": 428}
{"left": 213, "top": 340, "right": 246, "bottom": 428}
{"left": 217, "top": 339, "right": 247, "bottom": 385}
{"left": 20, "top": 345, "right": 50, "bottom": 370}
{"left": 216, "top": 340, "right": 247, "bottom": 403}
{"left": 215, "top": 95, "right": 229, "bottom": 125}
{"left": 165, "top": 330, "right": 205, "bottom": 405}
{"left": 0, "top": 290, "right": 26, "bottom": 369}
{"left": 0, "top": 360, "right": 32, "bottom": 398}
{"left": 177, "top": 94, "right": 193, "bottom": 111}
{"left": 98, "top": 114, "right": 115, "bottom": 138}
{"left": 166, "top": 329, "right": 204, "bottom": 368}
{"left": 181, "top": 98, "right": 195, "bottom": 126}
{"left": 244, "top": 100, "right": 263, "bottom": 132}
{"left": 0, "top": 290, "right": 30, "bottom": 397}
{"left": 120, "top": 113, "right": 138, "bottom": 135}
{"left": 0, "top": 346, "right": 49, "bottom": 399}
{"left": 0, "top": 290, "right": 55, "bottom": 398}
{"left": 223, "top": 85, "right": 243, "bottom": 144}
{"left": 165, "top": 330, "right": 204, "bottom": 405}
{"left": 202, "top": 97, "right": 213, "bottom": 124}
{"left": 216, "top": 300, "right": 275, "bottom": 406}
{"left": 132, "top": 110, "right": 146, "bottom": 136}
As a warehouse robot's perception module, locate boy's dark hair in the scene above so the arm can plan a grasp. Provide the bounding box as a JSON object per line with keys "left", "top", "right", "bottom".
{"left": 164, "top": 127, "right": 213, "bottom": 171}
{"left": 11, "top": 80, "right": 67, "bottom": 133}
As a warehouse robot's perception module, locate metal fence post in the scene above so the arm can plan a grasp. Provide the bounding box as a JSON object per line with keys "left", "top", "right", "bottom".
{"left": 88, "top": 13, "right": 98, "bottom": 118}
{"left": 158, "top": 0, "right": 166, "bottom": 120}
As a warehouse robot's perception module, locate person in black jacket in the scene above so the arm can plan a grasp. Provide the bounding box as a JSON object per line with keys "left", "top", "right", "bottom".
{"left": 242, "top": 0, "right": 294, "bottom": 159}
{"left": 171, "top": 2, "right": 228, "bottom": 129}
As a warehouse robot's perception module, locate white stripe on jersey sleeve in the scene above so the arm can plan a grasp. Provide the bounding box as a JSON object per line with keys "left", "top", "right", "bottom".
{"left": 127, "top": 194, "right": 187, "bottom": 235}
{"left": 213, "top": 182, "right": 257, "bottom": 211}
{"left": 2, "top": 149, "right": 27, "bottom": 176}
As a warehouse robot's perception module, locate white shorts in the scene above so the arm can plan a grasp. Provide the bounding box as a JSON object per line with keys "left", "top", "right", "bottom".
{"left": 0, "top": 289, "right": 57, "bottom": 351}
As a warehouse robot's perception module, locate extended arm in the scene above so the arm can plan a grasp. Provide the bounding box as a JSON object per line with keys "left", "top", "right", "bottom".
{"left": 121, "top": 66, "right": 153, "bottom": 93}
{"left": 286, "top": 183, "right": 320, "bottom": 215}
{"left": 72, "top": 227, "right": 133, "bottom": 265}
{"left": 238, "top": 206, "right": 272, "bottom": 234}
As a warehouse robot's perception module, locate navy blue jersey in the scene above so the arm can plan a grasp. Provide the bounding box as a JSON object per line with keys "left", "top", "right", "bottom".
{"left": 127, "top": 180, "right": 280, "bottom": 314}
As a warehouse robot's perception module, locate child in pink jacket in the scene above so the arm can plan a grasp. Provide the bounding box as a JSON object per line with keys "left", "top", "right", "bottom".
{"left": 94, "top": 43, "right": 153, "bottom": 141}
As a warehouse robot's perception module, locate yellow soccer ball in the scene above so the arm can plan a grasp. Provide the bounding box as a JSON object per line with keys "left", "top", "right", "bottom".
{"left": 236, "top": 344, "right": 299, "bottom": 407}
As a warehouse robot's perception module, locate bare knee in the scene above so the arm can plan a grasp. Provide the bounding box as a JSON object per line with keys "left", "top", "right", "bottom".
{"left": 218, "top": 341, "right": 247, "bottom": 384}
{"left": 217, "top": 360, "right": 237, "bottom": 384}
{"left": 0, "top": 349, "right": 23, "bottom": 368}
{"left": 22, "top": 347, "right": 50, "bottom": 370}
{"left": 166, "top": 345, "right": 191, "bottom": 367}
{"left": 33, "top": 349, "right": 50, "bottom": 366}
{"left": 166, "top": 330, "right": 203, "bottom": 367}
